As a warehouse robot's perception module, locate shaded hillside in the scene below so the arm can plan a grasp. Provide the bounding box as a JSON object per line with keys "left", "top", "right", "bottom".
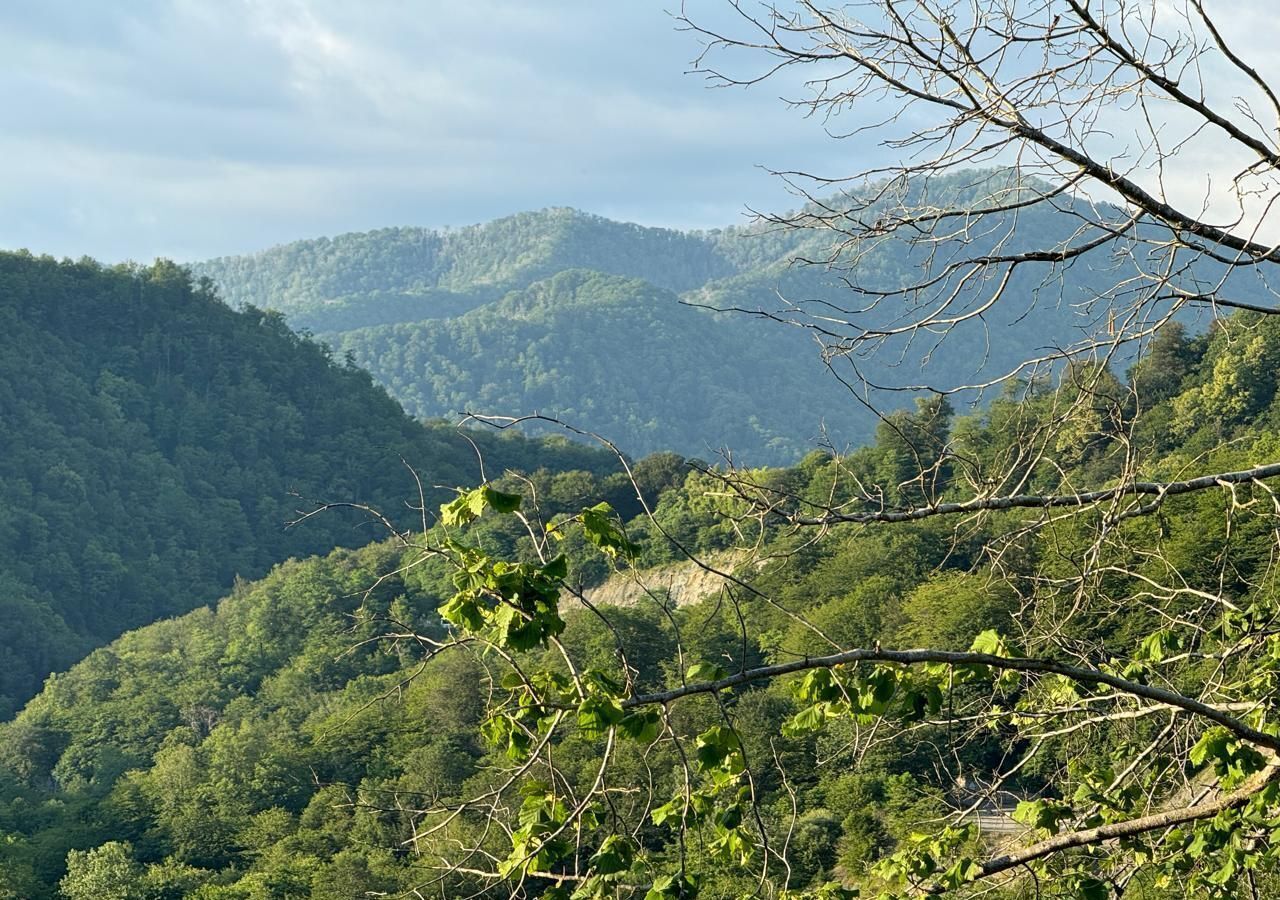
{"left": 0, "top": 252, "right": 611, "bottom": 717}
{"left": 191, "top": 208, "right": 740, "bottom": 333}
{"left": 323, "top": 211, "right": 1160, "bottom": 462}
{"left": 331, "top": 269, "right": 860, "bottom": 461}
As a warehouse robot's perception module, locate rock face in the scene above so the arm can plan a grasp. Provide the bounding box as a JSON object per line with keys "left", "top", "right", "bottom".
{"left": 576, "top": 552, "right": 747, "bottom": 610}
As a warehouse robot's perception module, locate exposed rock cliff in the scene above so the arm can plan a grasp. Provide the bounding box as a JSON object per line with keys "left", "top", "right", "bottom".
{"left": 576, "top": 552, "right": 748, "bottom": 609}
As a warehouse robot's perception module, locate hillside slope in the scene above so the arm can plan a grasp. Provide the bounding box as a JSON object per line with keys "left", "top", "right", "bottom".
{"left": 193, "top": 174, "right": 1235, "bottom": 465}
{"left": 331, "top": 269, "right": 860, "bottom": 460}
{"left": 191, "top": 208, "right": 743, "bottom": 333}
{"left": 7, "top": 311, "right": 1280, "bottom": 897}
{"left": 0, "top": 252, "right": 611, "bottom": 717}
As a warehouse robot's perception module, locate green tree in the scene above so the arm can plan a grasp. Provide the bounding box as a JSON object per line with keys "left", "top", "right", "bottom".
{"left": 58, "top": 842, "right": 142, "bottom": 900}
{"left": 370, "top": 0, "right": 1280, "bottom": 895}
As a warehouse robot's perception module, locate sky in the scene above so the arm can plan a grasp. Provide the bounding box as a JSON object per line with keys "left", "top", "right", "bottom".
{"left": 5, "top": 1, "right": 1277, "bottom": 264}
{"left": 0, "top": 1, "right": 858, "bottom": 263}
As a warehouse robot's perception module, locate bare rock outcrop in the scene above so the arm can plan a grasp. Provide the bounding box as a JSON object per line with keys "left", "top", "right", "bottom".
{"left": 574, "top": 552, "right": 748, "bottom": 610}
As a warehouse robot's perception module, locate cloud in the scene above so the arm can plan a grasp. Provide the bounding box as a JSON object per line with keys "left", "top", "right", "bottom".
{"left": 0, "top": 0, "right": 856, "bottom": 262}
{"left": 15, "top": 0, "right": 1271, "bottom": 262}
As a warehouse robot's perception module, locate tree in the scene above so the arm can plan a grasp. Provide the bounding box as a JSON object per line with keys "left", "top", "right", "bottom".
{"left": 361, "top": 1, "right": 1280, "bottom": 896}
{"left": 58, "top": 842, "right": 142, "bottom": 900}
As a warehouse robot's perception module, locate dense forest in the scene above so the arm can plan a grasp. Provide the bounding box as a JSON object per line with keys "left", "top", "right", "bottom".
{"left": 193, "top": 173, "right": 1236, "bottom": 464}
{"left": 10, "top": 0, "right": 1280, "bottom": 891}
{"left": 0, "top": 252, "right": 615, "bottom": 718}
{"left": 6, "top": 303, "right": 1280, "bottom": 897}
{"left": 191, "top": 209, "right": 742, "bottom": 323}
{"left": 330, "top": 269, "right": 857, "bottom": 462}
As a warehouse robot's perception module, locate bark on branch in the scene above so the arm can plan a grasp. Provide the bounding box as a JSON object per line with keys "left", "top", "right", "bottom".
{"left": 922, "top": 765, "right": 1280, "bottom": 893}
{"left": 780, "top": 461, "right": 1280, "bottom": 526}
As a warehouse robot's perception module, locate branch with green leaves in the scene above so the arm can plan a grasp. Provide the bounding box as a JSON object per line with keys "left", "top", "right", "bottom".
{"left": 405, "top": 481, "right": 1280, "bottom": 899}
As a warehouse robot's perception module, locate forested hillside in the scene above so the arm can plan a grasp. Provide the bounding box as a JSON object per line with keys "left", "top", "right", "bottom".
{"left": 8, "top": 307, "right": 1280, "bottom": 897}
{"left": 331, "top": 269, "right": 858, "bottom": 461}
{"left": 191, "top": 209, "right": 743, "bottom": 333}
{"left": 193, "top": 173, "right": 1212, "bottom": 464}
{"left": 0, "top": 252, "right": 613, "bottom": 718}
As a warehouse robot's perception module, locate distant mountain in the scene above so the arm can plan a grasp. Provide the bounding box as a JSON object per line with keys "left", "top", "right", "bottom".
{"left": 191, "top": 172, "right": 1233, "bottom": 465}
{"left": 329, "top": 269, "right": 858, "bottom": 461}
{"left": 0, "top": 252, "right": 613, "bottom": 717}
{"left": 193, "top": 208, "right": 745, "bottom": 333}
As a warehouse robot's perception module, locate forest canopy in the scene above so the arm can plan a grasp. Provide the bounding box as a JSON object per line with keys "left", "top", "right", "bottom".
{"left": 11, "top": 0, "right": 1280, "bottom": 896}
{"left": 0, "top": 251, "right": 614, "bottom": 717}
{"left": 190, "top": 182, "right": 1247, "bottom": 464}
{"left": 2, "top": 309, "right": 1279, "bottom": 898}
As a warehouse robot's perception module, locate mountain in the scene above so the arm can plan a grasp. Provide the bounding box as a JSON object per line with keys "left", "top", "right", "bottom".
{"left": 2, "top": 310, "right": 1274, "bottom": 897}
{"left": 192, "top": 208, "right": 744, "bottom": 334}
{"left": 1, "top": 448, "right": 945, "bottom": 898}
{"left": 0, "top": 251, "right": 614, "bottom": 718}
{"left": 193, "top": 175, "right": 1236, "bottom": 466}
{"left": 329, "top": 268, "right": 860, "bottom": 461}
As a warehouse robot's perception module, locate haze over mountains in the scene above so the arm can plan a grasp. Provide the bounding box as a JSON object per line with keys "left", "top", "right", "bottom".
{"left": 194, "top": 175, "right": 1155, "bottom": 464}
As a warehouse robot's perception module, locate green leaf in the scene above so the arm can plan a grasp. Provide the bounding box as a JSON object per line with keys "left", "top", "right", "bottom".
{"left": 1190, "top": 728, "right": 1230, "bottom": 768}
{"left": 439, "top": 495, "right": 468, "bottom": 527}
{"left": 795, "top": 667, "right": 840, "bottom": 703}
{"left": 970, "top": 629, "right": 1007, "bottom": 656}
{"left": 1137, "top": 629, "right": 1171, "bottom": 664}
{"left": 651, "top": 798, "right": 681, "bottom": 827}
{"left": 589, "top": 835, "right": 634, "bottom": 876}
{"left": 858, "top": 667, "right": 898, "bottom": 714}
{"left": 1185, "top": 827, "right": 1213, "bottom": 859}
{"left": 580, "top": 502, "right": 638, "bottom": 560}
{"left": 439, "top": 592, "right": 485, "bottom": 633}
{"left": 481, "top": 715, "right": 533, "bottom": 761}
{"left": 440, "top": 489, "right": 481, "bottom": 527}
{"left": 492, "top": 602, "right": 543, "bottom": 651}
{"left": 619, "top": 708, "right": 661, "bottom": 743}
{"left": 481, "top": 485, "right": 523, "bottom": 513}
{"left": 645, "top": 873, "right": 698, "bottom": 899}
{"left": 717, "top": 804, "right": 743, "bottom": 830}
{"left": 542, "top": 554, "right": 568, "bottom": 580}
{"left": 708, "top": 824, "right": 751, "bottom": 865}
{"left": 941, "top": 857, "right": 982, "bottom": 888}
{"left": 782, "top": 703, "right": 828, "bottom": 737}
{"left": 694, "top": 725, "right": 741, "bottom": 771}
{"left": 578, "top": 695, "right": 625, "bottom": 736}
{"left": 440, "top": 484, "right": 522, "bottom": 527}
{"left": 1012, "top": 798, "right": 1073, "bottom": 834}
{"left": 686, "top": 661, "right": 728, "bottom": 682}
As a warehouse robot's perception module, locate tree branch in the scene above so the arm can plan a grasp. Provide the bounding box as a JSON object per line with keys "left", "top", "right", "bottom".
{"left": 776, "top": 461, "right": 1280, "bottom": 526}
{"left": 625, "top": 646, "right": 1280, "bottom": 754}
{"left": 922, "top": 764, "right": 1280, "bottom": 893}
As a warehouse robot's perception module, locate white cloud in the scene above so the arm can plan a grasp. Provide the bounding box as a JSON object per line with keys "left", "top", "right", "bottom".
{"left": 28, "top": 0, "right": 1280, "bottom": 261}
{"left": 0, "top": 1, "right": 859, "bottom": 260}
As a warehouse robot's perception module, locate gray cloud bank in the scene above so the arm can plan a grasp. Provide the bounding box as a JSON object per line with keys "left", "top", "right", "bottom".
{"left": 0, "top": 0, "right": 854, "bottom": 262}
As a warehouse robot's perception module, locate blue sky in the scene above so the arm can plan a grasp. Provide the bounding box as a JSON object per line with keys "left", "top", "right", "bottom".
{"left": 0, "top": 1, "right": 857, "bottom": 262}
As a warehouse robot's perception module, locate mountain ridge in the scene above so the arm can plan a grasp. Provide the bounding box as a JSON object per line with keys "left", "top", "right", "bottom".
{"left": 191, "top": 206, "right": 755, "bottom": 325}
{"left": 191, "top": 171, "right": 1254, "bottom": 465}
